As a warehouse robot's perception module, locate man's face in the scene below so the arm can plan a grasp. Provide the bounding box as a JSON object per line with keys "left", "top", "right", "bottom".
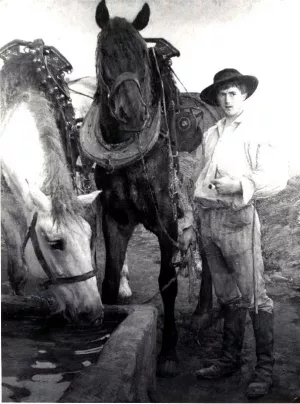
{"left": 216, "top": 85, "right": 247, "bottom": 117}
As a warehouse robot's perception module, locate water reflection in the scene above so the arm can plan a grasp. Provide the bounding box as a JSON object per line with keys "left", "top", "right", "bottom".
{"left": 2, "top": 317, "right": 119, "bottom": 402}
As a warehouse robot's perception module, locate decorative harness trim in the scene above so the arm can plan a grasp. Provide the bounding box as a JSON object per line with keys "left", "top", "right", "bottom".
{"left": 22, "top": 212, "right": 96, "bottom": 290}
{"left": 0, "top": 38, "right": 80, "bottom": 191}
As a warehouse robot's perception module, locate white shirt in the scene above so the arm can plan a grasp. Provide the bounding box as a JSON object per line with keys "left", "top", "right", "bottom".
{"left": 192, "top": 111, "right": 288, "bottom": 209}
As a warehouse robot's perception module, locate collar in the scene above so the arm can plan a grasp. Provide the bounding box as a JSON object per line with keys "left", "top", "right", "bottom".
{"left": 225, "top": 110, "right": 245, "bottom": 126}
{"left": 215, "top": 110, "right": 245, "bottom": 139}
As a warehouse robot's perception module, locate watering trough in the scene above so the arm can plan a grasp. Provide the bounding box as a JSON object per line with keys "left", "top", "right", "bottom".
{"left": 2, "top": 294, "right": 157, "bottom": 403}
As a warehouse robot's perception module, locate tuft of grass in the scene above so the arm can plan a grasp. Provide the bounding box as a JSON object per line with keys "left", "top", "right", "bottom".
{"left": 257, "top": 176, "right": 300, "bottom": 277}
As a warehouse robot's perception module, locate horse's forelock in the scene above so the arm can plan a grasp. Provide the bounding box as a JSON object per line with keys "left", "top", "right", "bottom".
{"left": 96, "top": 17, "right": 151, "bottom": 94}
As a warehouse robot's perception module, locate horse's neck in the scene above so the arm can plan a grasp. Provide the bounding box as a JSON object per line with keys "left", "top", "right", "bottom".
{"left": 1, "top": 102, "right": 46, "bottom": 187}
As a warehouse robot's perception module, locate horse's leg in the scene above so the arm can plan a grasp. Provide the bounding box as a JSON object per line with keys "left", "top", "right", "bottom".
{"left": 118, "top": 252, "right": 132, "bottom": 300}
{"left": 89, "top": 194, "right": 132, "bottom": 300}
{"left": 101, "top": 210, "right": 135, "bottom": 304}
{"left": 156, "top": 224, "right": 179, "bottom": 377}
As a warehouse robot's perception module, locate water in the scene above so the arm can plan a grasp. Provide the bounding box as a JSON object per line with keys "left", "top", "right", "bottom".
{"left": 2, "top": 315, "right": 123, "bottom": 402}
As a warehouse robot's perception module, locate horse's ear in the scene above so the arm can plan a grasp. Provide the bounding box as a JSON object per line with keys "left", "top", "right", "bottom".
{"left": 28, "top": 184, "right": 52, "bottom": 212}
{"left": 95, "top": 0, "right": 110, "bottom": 29}
{"left": 132, "top": 3, "right": 150, "bottom": 31}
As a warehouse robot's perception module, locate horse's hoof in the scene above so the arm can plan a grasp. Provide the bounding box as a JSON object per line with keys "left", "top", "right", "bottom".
{"left": 156, "top": 357, "right": 179, "bottom": 378}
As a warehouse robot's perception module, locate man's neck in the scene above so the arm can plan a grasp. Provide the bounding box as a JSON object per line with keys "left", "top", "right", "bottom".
{"left": 224, "top": 109, "right": 244, "bottom": 127}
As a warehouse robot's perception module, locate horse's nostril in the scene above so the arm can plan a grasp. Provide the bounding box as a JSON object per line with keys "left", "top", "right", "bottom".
{"left": 78, "top": 311, "right": 92, "bottom": 324}
{"left": 77, "top": 310, "right": 103, "bottom": 327}
{"left": 92, "top": 316, "right": 103, "bottom": 327}
{"left": 143, "top": 106, "right": 148, "bottom": 121}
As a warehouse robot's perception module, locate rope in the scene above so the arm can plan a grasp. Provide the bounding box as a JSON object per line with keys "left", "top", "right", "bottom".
{"left": 138, "top": 139, "right": 179, "bottom": 250}
{"left": 68, "top": 87, "right": 94, "bottom": 99}
{"left": 252, "top": 199, "right": 258, "bottom": 315}
{"left": 141, "top": 273, "right": 178, "bottom": 305}
{"left": 140, "top": 244, "right": 197, "bottom": 305}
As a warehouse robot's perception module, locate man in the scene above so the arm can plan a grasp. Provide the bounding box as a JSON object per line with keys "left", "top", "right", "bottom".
{"left": 183, "top": 68, "right": 288, "bottom": 398}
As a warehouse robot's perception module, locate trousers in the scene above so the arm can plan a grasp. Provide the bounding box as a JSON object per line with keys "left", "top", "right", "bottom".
{"left": 195, "top": 202, "right": 273, "bottom": 313}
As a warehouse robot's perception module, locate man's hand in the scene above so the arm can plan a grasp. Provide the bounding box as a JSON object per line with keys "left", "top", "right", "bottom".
{"left": 211, "top": 176, "right": 242, "bottom": 195}
{"left": 178, "top": 226, "right": 196, "bottom": 252}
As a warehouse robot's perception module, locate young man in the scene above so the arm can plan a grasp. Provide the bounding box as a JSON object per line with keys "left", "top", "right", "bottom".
{"left": 183, "top": 68, "right": 288, "bottom": 398}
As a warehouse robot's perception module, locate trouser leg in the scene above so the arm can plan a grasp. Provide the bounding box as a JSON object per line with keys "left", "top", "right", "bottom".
{"left": 196, "top": 301, "right": 247, "bottom": 379}
{"left": 213, "top": 207, "right": 273, "bottom": 312}
{"left": 196, "top": 205, "right": 274, "bottom": 383}
{"left": 195, "top": 209, "right": 246, "bottom": 379}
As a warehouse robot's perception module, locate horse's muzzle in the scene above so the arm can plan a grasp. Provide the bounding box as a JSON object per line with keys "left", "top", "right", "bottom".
{"left": 64, "top": 303, "right": 104, "bottom": 327}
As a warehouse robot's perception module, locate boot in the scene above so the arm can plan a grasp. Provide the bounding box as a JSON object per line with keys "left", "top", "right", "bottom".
{"left": 246, "top": 310, "right": 274, "bottom": 398}
{"left": 196, "top": 303, "right": 247, "bottom": 379}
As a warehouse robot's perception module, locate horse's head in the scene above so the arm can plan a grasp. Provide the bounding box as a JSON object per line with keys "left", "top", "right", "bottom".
{"left": 95, "top": 0, "right": 151, "bottom": 134}
{"left": 0, "top": 96, "right": 104, "bottom": 327}
{"left": 26, "top": 188, "right": 104, "bottom": 326}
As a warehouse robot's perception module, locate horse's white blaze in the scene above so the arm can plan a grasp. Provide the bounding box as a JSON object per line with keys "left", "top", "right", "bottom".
{"left": 118, "top": 258, "right": 132, "bottom": 299}
{"left": 1, "top": 103, "right": 46, "bottom": 189}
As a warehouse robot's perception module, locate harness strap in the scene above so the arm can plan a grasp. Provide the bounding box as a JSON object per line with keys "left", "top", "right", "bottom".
{"left": 42, "top": 270, "right": 96, "bottom": 289}
{"left": 109, "top": 72, "right": 141, "bottom": 100}
{"left": 22, "top": 212, "right": 96, "bottom": 289}
{"left": 23, "top": 212, "right": 54, "bottom": 280}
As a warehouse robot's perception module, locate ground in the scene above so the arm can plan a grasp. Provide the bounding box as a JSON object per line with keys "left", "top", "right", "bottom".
{"left": 95, "top": 176, "right": 300, "bottom": 403}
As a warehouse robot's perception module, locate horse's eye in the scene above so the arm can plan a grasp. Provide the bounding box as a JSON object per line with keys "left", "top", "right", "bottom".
{"left": 48, "top": 239, "right": 65, "bottom": 251}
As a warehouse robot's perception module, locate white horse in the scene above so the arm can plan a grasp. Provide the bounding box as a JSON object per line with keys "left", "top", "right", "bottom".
{"left": 1, "top": 91, "right": 104, "bottom": 325}
{"left": 69, "top": 76, "right": 132, "bottom": 300}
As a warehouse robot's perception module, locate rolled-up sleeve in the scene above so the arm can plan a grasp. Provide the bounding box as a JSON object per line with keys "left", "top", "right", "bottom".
{"left": 240, "top": 142, "right": 288, "bottom": 204}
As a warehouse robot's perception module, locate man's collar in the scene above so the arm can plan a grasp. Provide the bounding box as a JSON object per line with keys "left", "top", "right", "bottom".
{"left": 216, "top": 110, "right": 245, "bottom": 137}
{"left": 225, "top": 110, "right": 245, "bottom": 126}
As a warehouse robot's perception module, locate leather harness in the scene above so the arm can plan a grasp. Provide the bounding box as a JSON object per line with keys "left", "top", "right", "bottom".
{"left": 22, "top": 212, "right": 96, "bottom": 290}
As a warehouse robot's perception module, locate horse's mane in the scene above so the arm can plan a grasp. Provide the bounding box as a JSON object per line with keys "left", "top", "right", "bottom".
{"left": 95, "top": 17, "right": 151, "bottom": 97}
{"left": 1, "top": 55, "right": 82, "bottom": 223}
{"left": 30, "top": 93, "right": 82, "bottom": 221}
{"left": 0, "top": 53, "right": 46, "bottom": 119}
{"left": 95, "top": 16, "right": 178, "bottom": 111}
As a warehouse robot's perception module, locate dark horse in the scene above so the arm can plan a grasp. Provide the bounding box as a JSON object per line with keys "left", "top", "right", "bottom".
{"left": 80, "top": 0, "right": 193, "bottom": 375}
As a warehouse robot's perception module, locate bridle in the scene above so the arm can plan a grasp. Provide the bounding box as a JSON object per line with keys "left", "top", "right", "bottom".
{"left": 22, "top": 212, "right": 96, "bottom": 290}
{"left": 99, "top": 68, "right": 150, "bottom": 133}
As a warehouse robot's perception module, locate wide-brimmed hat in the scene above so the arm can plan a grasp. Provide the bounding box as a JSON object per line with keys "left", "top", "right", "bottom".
{"left": 200, "top": 68, "right": 258, "bottom": 106}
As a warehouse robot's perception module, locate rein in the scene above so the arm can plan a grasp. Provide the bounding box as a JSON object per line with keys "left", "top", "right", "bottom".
{"left": 22, "top": 212, "right": 96, "bottom": 290}
{"left": 138, "top": 47, "right": 180, "bottom": 250}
